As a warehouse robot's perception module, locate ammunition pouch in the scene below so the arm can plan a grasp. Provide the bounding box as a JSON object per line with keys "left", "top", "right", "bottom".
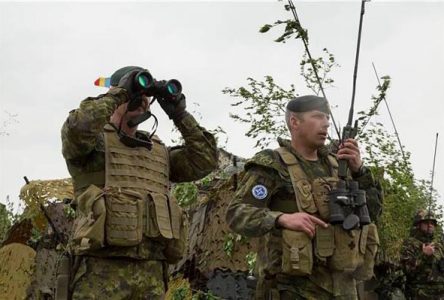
{"left": 71, "top": 184, "right": 186, "bottom": 261}
{"left": 144, "top": 193, "right": 187, "bottom": 264}
{"left": 315, "top": 225, "right": 367, "bottom": 274}
{"left": 105, "top": 188, "right": 144, "bottom": 246}
{"left": 163, "top": 205, "right": 187, "bottom": 264}
{"left": 353, "top": 223, "right": 379, "bottom": 280}
{"left": 281, "top": 229, "right": 313, "bottom": 276}
{"left": 71, "top": 184, "right": 106, "bottom": 254}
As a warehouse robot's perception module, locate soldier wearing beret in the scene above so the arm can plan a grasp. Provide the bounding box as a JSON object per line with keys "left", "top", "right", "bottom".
{"left": 61, "top": 66, "right": 218, "bottom": 299}
{"left": 400, "top": 209, "right": 444, "bottom": 299}
{"left": 226, "top": 95, "right": 382, "bottom": 299}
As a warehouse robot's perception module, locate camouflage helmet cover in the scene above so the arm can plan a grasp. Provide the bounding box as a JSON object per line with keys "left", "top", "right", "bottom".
{"left": 413, "top": 209, "right": 437, "bottom": 225}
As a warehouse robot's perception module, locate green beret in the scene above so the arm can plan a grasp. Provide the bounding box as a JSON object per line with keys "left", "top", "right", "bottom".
{"left": 286, "top": 95, "right": 330, "bottom": 114}
{"left": 110, "top": 66, "right": 144, "bottom": 86}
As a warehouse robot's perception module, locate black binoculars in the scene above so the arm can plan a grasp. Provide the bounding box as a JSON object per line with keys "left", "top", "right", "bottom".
{"left": 133, "top": 70, "right": 182, "bottom": 100}
{"left": 328, "top": 179, "right": 371, "bottom": 230}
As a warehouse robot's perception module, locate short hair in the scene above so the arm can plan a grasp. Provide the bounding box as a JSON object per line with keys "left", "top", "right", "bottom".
{"left": 285, "top": 110, "right": 304, "bottom": 130}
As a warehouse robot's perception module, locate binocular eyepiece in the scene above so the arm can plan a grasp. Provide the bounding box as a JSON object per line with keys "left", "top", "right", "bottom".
{"left": 328, "top": 179, "right": 371, "bottom": 230}
{"left": 133, "top": 71, "right": 182, "bottom": 101}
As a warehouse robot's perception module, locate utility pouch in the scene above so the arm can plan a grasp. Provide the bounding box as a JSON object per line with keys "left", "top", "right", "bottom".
{"left": 328, "top": 225, "right": 363, "bottom": 273}
{"left": 163, "top": 196, "right": 188, "bottom": 264}
{"left": 55, "top": 254, "right": 71, "bottom": 300}
{"left": 353, "top": 223, "right": 379, "bottom": 280}
{"left": 314, "top": 225, "right": 335, "bottom": 264}
{"left": 281, "top": 229, "right": 313, "bottom": 276}
{"left": 312, "top": 177, "right": 338, "bottom": 220}
{"left": 72, "top": 184, "right": 106, "bottom": 254}
{"left": 144, "top": 193, "right": 174, "bottom": 239}
{"left": 105, "top": 188, "right": 143, "bottom": 246}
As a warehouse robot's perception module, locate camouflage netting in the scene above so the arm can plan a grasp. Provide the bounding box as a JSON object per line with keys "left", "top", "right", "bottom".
{"left": 0, "top": 178, "right": 75, "bottom": 300}
{"left": 0, "top": 243, "right": 36, "bottom": 300}
{"left": 19, "top": 178, "right": 74, "bottom": 232}
{"left": 169, "top": 150, "right": 257, "bottom": 299}
{"left": 181, "top": 178, "right": 257, "bottom": 274}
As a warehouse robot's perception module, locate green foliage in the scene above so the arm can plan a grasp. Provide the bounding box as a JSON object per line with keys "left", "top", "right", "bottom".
{"left": 223, "top": 232, "right": 245, "bottom": 257}
{"left": 0, "top": 196, "right": 22, "bottom": 242}
{"left": 357, "top": 75, "right": 391, "bottom": 134}
{"left": 245, "top": 251, "right": 257, "bottom": 276}
{"left": 359, "top": 121, "right": 442, "bottom": 259}
{"left": 173, "top": 182, "right": 199, "bottom": 207}
{"left": 173, "top": 287, "right": 189, "bottom": 300}
{"left": 224, "top": 20, "right": 339, "bottom": 149}
{"left": 259, "top": 19, "right": 308, "bottom": 43}
{"left": 223, "top": 76, "right": 294, "bottom": 149}
{"left": 300, "top": 49, "right": 339, "bottom": 96}
{"left": 63, "top": 204, "right": 76, "bottom": 219}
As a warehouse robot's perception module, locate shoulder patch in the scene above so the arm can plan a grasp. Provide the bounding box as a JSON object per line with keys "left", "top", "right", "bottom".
{"left": 251, "top": 184, "right": 268, "bottom": 200}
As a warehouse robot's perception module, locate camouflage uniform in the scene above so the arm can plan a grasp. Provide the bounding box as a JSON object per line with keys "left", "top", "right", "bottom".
{"left": 400, "top": 211, "right": 444, "bottom": 300}
{"left": 226, "top": 138, "right": 382, "bottom": 300}
{"left": 61, "top": 87, "right": 218, "bottom": 299}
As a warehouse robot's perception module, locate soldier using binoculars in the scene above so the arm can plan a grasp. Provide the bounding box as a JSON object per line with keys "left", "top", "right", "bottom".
{"left": 226, "top": 96, "right": 382, "bottom": 299}
{"left": 61, "top": 66, "right": 218, "bottom": 299}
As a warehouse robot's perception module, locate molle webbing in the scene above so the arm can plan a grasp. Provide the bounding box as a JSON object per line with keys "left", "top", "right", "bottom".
{"left": 103, "top": 125, "right": 175, "bottom": 244}
{"left": 104, "top": 125, "right": 169, "bottom": 194}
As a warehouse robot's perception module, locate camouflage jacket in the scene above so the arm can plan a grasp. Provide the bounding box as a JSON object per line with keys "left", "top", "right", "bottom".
{"left": 400, "top": 228, "right": 444, "bottom": 299}
{"left": 61, "top": 88, "right": 218, "bottom": 259}
{"left": 226, "top": 138, "right": 383, "bottom": 295}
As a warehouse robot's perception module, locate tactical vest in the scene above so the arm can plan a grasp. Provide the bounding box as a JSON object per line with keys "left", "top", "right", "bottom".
{"left": 275, "top": 147, "right": 379, "bottom": 282}
{"left": 71, "top": 125, "right": 185, "bottom": 263}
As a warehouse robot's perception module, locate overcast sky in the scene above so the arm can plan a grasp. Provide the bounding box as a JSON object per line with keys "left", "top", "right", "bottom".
{"left": 1, "top": 1, "right": 443, "bottom": 212}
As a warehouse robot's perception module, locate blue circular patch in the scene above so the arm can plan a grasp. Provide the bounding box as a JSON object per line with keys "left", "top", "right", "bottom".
{"left": 252, "top": 185, "right": 268, "bottom": 200}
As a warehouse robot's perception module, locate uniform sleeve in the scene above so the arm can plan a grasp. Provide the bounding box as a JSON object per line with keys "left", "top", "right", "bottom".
{"left": 61, "top": 88, "right": 128, "bottom": 160}
{"left": 400, "top": 239, "right": 421, "bottom": 274}
{"left": 226, "top": 165, "right": 283, "bottom": 238}
{"left": 353, "top": 166, "right": 383, "bottom": 222}
{"left": 168, "top": 113, "right": 218, "bottom": 182}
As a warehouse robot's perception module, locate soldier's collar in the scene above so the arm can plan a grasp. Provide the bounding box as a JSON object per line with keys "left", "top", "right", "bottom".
{"left": 277, "top": 137, "right": 328, "bottom": 161}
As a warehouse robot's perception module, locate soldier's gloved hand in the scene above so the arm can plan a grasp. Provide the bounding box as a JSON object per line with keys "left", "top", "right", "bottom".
{"left": 158, "top": 93, "right": 187, "bottom": 121}
{"left": 118, "top": 70, "right": 143, "bottom": 111}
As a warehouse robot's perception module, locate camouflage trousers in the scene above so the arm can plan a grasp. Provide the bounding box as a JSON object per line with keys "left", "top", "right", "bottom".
{"left": 71, "top": 256, "right": 166, "bottom": 300}
{"left": 256, "top": 275, "right": 357, "bottom": 300}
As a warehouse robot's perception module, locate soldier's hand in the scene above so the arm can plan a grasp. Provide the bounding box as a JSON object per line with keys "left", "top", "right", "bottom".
{"left": 118, "top": 70, "right": 144, "bottom": 109}
{"left": 422, "top": 243, "right": 435, "bottom": 256}
{"left": 277, "top": 212, "right": 328, "bottom": 238}
{"left": 337, "top": 138, "right": 363, "bottom": 173}
{"left": 158, "top": 93, "right": 187, "bottom": 121}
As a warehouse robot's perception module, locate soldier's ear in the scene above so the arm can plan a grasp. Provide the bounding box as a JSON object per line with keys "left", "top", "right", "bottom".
{"left": 289, "top": 114, "right": 300, "bottom": 130}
